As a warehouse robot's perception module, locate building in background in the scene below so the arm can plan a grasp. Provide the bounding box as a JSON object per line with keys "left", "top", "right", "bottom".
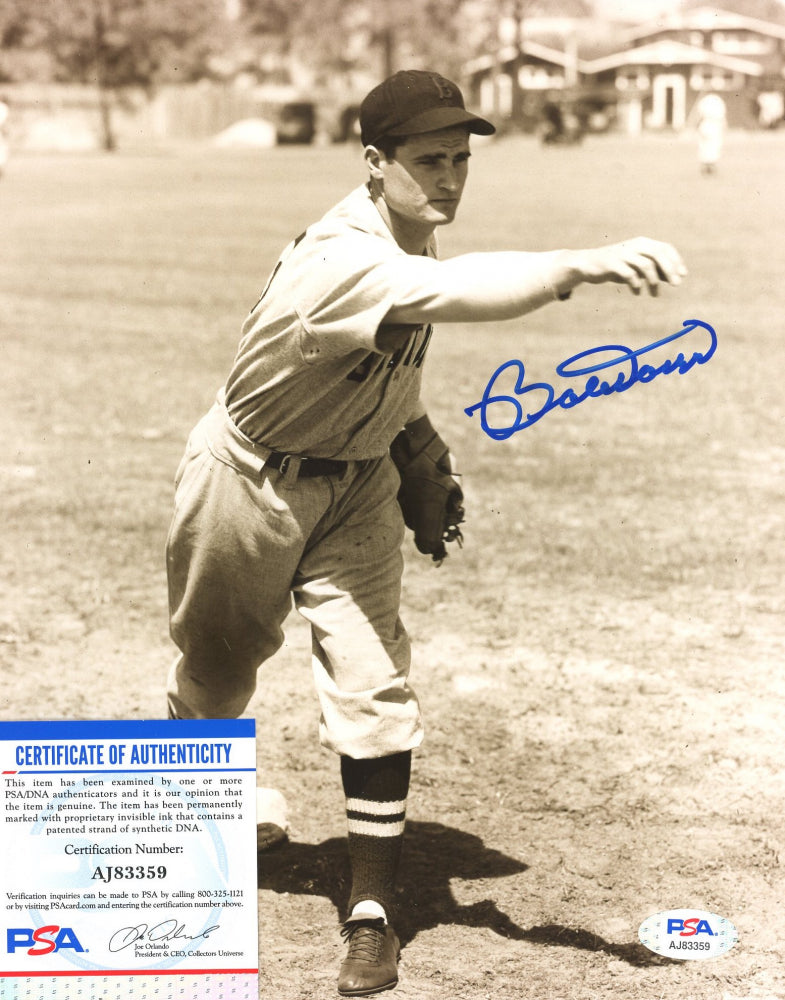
{"left": 464, "top": 5, "right": 785, "bottom": 134}
{"left": 582, "top": 37, "right": 763, "bottom": 132}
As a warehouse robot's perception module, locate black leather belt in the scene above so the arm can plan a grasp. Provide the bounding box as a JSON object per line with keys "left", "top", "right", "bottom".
{"left": 266, "top": 451, "right": 348, "bottom": 478}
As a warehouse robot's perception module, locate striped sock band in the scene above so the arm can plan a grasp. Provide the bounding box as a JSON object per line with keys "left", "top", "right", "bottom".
{"left": 341, "top": 751, "right": 411, "bottom": 918}
{"left": 346, "top": 797, "right": 407, "bottom": 838}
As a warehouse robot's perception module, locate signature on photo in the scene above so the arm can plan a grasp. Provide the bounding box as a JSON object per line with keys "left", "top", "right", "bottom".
{"left": 465, "top": 318, "right": 717, "bottom": 440}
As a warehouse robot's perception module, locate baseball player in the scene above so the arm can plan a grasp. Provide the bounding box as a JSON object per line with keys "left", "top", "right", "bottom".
{"left": 0, "top": 97, "right": 9, "bottom": 178}
{"left": 693, "top": 92, "right": 727, "bottom": 175}
{"left": 166, "top": 69, "right": 686, "bottom": 996}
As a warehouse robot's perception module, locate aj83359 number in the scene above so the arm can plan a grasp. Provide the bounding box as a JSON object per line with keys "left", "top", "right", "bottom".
{"left": 92, "top": 865, "right": 167, "bottom": 884}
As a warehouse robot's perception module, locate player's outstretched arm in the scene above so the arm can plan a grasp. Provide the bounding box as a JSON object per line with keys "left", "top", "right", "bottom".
{"left": 383, "top": 238, "right": 687, "bottom": 326}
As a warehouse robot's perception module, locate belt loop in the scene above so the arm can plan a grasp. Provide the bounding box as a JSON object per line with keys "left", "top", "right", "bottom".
{"left": 279, "top": 454, "right": 302, "bottom": 487}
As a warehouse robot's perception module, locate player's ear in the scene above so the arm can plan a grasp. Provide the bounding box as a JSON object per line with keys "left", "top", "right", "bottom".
{"left": 364, "top": 145, "right": 385, "bottom": 180}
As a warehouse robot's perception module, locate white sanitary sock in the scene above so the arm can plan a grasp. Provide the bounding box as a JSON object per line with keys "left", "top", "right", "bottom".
{"left": 351, "top": 899, "right": 387, "bottom": 923}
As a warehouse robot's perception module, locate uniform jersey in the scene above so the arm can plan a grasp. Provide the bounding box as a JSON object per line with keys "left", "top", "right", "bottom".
{"left": 224, "top": 184, "right": 441, "bottom": 460}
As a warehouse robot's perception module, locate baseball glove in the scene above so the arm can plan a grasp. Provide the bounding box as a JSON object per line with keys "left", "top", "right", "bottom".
{"left": 390, "top": 417, "right": 465, "bottom": 565}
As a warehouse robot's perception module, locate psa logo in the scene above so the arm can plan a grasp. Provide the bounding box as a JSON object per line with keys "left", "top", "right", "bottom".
{"left": 7, "top": 926, "right": 86, "bottom": 956}
{"left": 639, "top": 909, "right": 737, "bottom": 961}
{"left": 668, "top": 916, "right": 714, "bottom": 936}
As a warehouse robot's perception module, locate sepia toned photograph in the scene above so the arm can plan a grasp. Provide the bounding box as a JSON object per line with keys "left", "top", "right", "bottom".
{"left": 1, "top": 1, "right": 783, "bottom": 998}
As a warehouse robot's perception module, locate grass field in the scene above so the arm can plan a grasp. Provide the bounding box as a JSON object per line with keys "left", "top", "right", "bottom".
{"left": 1, "top": 130, "right": 784, "bottom": 999}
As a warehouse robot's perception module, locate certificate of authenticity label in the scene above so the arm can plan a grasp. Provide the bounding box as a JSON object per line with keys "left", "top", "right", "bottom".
{"left": 1, "top": 719, "right": 258, "bottom": 999}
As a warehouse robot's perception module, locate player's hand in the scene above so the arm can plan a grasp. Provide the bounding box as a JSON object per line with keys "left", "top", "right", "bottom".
{"left": 578, "top": 238, "right": 687, "bottom": 296}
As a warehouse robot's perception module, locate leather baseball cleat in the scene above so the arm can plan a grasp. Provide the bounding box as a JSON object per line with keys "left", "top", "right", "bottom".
{"left": 337, "top": 916, "right": 400, "bottom": 996}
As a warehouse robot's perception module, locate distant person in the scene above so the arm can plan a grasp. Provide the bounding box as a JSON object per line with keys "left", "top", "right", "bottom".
{"left": 166, "top": 68, "right": 687, "bottom": 996}
{"left": 541, "top": 100, "right": 565, "bottom": 142}
{"left": 540, "top": 100, "right": 583, "bottom": 145}
{"left": 0, "top": 97, "right": 9, "bottom": 177}
{"left": 757, "top": 90, "right": 784, "bottom": 130}
{"left": 694, "top": 92, "right": 727, "bottom": 175}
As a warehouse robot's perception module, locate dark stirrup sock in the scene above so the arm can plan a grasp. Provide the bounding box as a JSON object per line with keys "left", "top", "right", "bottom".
{"left": 340, "top": 750, "right": 411, "bottom": 919}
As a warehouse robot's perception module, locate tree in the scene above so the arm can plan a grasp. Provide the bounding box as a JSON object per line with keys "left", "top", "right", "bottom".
{"left": 386, "top": 0, "right": 473, "bottom": 79}
{"left": 3, "top": 0, "right": 227, "bottom": 149}
{"left": 236, "top": 0, "right": 477, "bottom": 84}
{"left": 0, "top": 0, "right": 28, "bottom": 49}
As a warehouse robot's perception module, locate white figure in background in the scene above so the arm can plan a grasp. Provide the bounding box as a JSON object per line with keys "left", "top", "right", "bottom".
{"left": 0, "top": 98, "right": 9, "bottom": 177}
{"left": 757, "top": 90, "right": 784, "bottom": 130}
{"left": 694, "top": 93, "right": 727, "bottom": 175}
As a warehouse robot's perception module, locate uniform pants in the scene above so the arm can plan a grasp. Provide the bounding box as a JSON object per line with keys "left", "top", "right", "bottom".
{"left": 165, "top": 397, "right": 424, "bottom": 759}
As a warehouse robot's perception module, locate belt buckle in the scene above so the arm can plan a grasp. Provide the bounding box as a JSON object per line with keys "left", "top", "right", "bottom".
{"left": 277, "top": 453, "right": 302, "bottom": 485}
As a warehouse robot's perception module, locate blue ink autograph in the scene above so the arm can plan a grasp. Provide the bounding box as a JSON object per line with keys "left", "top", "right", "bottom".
{"left": 464, "top": 319, "right": 717, "bottom": 440}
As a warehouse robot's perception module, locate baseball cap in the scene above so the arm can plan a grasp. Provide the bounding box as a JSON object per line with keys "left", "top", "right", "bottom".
{"left": 360, "top": 69, "right": 495, "bottom": 146}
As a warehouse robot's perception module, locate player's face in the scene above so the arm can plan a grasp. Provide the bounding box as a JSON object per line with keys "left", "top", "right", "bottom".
{"left": 374, "top": 126, "right": 471, "bottom": 229}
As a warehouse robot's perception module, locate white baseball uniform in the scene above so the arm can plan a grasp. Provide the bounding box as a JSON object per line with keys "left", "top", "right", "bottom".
{"left": 167, "top": 184, "right": 441, "bottom": 757}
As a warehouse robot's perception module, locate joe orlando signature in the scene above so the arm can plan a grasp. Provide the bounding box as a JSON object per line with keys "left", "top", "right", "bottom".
{"left": 464, "top": 319, "right": 717, "bottom": 440}
{"left": 108, "top": 918, "right": 220, "bottom": 953}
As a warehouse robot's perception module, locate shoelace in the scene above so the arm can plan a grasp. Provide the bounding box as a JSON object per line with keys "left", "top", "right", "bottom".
{"left": 341, "top": 918, "right": 386, "bottom": 962}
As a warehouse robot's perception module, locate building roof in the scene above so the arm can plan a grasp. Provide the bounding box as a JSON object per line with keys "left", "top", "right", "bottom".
{"left": 464, "top": 40, "right": 579, "bottom": 76}
{"left": 623, "top": 5, "right": 785, "bottom": 43}
{"left": 581, "top": 37, "right": 764, "bottom": 75}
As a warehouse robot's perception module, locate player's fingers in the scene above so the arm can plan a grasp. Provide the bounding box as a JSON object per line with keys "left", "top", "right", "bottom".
{"left": 653, "top": 247, "right": 688, "bottom": 285}
{"left": 643, "top": 249, "right": 684, "bottom": 286}
{"left": 607, "top": 242, "right": 654, "bottom": 292}
{"left": 613, "top": 261, "right": 643, "bottom": 294}
{"left": 627, "top": 252, "right": 661, "bottom": 295}
{"left": 631, "top": 239, "right": 687, "bottom": 286}
{"left": 611, "top": 251, "right": 657, "bottom": 294}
